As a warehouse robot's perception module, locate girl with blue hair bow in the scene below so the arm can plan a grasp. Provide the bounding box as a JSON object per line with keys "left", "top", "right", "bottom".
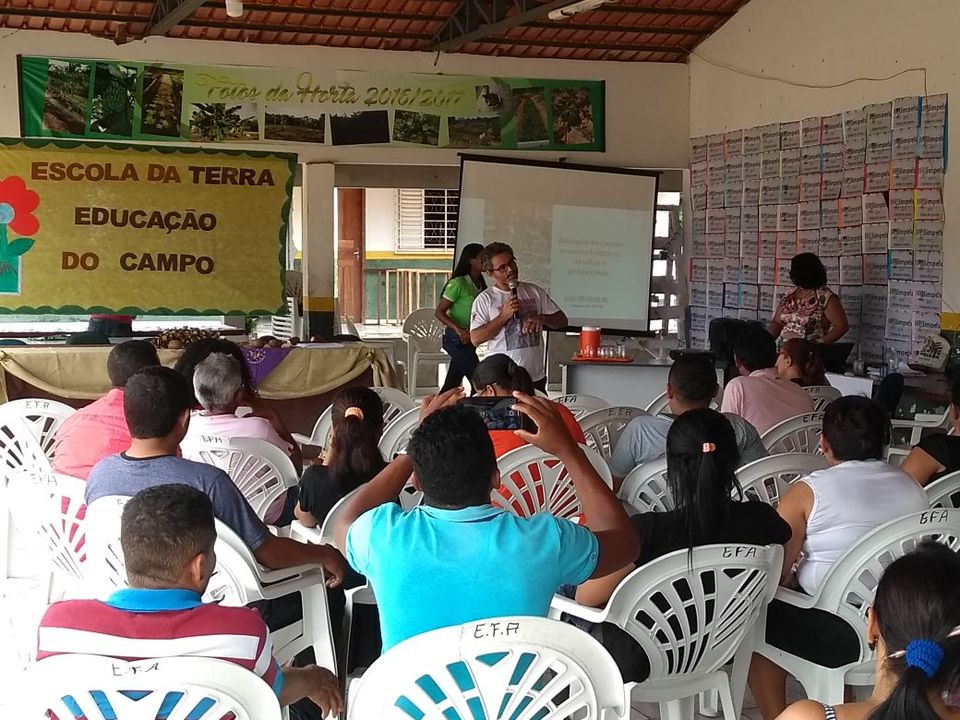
{"left": 778, "top": 541, "right": 960, "bottom": 720}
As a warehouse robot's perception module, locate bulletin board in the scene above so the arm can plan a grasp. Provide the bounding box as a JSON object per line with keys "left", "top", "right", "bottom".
{"left": 686, "top": 94, "right": 947, "bottom": 363}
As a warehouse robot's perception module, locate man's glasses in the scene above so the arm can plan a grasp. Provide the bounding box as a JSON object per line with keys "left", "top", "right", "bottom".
{"left": 491, "top": 257, "right": 518, "bottom": 274}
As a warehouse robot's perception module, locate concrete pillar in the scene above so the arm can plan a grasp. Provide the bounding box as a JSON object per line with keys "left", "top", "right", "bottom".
{"left": 301, "top": 163, "right": 336, "bottom": 339}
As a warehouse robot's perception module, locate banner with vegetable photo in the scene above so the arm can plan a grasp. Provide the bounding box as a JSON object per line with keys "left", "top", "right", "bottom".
{"left": 19, "top": 56, "right": 604, "bottom": 152}
{"left": 0, "top": 137, "right": 294, "bottom": 315}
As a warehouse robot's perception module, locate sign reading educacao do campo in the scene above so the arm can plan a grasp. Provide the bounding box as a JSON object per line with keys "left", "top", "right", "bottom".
{"left": 0, "top": 138, "right": 293, "bottom": 315}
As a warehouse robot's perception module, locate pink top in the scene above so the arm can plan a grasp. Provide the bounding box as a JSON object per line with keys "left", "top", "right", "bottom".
{"left": 52, "top": 388, "right": 129, "bottom": 480}
{"left": 720, "top": 368, "right": 815, "bottom": 435}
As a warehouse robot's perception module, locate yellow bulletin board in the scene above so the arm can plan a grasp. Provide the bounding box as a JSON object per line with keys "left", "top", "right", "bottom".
{"left": 0, "top": 138, "right": 294, "bottom": 315}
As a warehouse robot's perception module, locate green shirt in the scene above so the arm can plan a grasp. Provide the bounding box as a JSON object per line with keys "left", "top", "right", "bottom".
{"left": 442, "top": 275, "right": 481, "bottom": 329}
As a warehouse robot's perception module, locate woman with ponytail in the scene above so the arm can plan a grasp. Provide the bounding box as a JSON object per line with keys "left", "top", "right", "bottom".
{"left": 575, "top": 408, "right": 790, "bottom": 681}
{"left": 471, "top": 353, "right": 585, "bottom": 456}
{"left": 750, "top": 396, "right": 930, "bottom": 720}
{"left": 295, "top": 386, "right": 386, "bottom": 528}
{"left": 777, "top": 337, "right": 828, "bottom": 387}
{"left": 778, "top": 541, "right": 960, "bottom": 720}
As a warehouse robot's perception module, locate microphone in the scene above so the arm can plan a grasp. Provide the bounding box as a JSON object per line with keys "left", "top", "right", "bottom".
{"left": 508, "top": 279, "right": 519, "bottom": 320}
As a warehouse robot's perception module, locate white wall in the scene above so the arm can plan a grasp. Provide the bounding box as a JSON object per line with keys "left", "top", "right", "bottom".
{"left": 364, "top": 188, "right": 397, "bottom": 254}
{"left": 0, "top": 30, "right": 690, "bottom": 169}
{"left": 689, "top": 0, "right": 960, "bottom": 315}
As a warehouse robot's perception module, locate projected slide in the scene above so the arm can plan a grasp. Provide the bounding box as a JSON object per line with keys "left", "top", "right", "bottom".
{"left": 455, "top": 156, "right": 658, "bottom": 332}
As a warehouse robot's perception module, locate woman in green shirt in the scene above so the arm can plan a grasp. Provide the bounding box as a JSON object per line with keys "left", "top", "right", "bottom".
{"left": 435, "top": 243, "right": 486, "bottom": 392}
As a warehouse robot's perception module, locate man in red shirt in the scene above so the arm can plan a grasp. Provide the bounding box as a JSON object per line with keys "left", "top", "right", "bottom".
{"left": 52, "top": 339, "right": 159, "bottom": 479}
{"left": 37, "top": 484, "right": 342, "bottom": 718}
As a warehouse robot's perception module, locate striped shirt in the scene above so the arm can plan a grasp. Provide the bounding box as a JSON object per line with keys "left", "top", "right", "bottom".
{"left": 37, "top": 588, "right": 283, "bottom": 704}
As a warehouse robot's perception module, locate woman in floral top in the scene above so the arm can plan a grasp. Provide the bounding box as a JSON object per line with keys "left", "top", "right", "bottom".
{"left": 770, "top": 253, "right": 849, "bottom": 344}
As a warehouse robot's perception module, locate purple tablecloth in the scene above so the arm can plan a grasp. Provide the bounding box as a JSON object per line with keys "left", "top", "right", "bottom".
{"left": 240, "top": 346, "right": 294, "bottom": 387}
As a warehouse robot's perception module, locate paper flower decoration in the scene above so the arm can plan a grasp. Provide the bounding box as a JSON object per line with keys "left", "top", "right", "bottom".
{"left": 0, "top": 175, "right": 40, "bottom": 237}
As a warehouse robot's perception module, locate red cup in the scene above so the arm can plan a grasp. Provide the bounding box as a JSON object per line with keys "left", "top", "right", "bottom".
{"left": 579, "top": 327, "right": 601, "bottom": 356}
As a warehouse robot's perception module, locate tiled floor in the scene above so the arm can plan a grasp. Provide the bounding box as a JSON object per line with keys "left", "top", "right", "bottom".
{"left": 1, "top": 526, "right": 796, "bottom": 719}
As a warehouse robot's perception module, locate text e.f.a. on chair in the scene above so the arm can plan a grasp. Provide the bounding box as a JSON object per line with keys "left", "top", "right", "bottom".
{"left": 347, "top": 616, "right": 627, "bottom": 720}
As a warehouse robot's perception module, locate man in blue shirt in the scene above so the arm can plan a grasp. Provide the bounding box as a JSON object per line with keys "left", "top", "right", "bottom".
{"left": 335, "top": 389, "right": 638, "bottom": 650}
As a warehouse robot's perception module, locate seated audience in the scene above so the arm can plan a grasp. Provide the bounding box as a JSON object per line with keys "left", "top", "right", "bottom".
{"left": 175, "top": 337, "right": 298, "bottom": 454}
{"left": 472, "top": 354, "right": 585, "bottom": 457}
{"left": 776, "top": 338, "right": 828, "bottom": 387}
{"left": 721, "top": 326, "right": 815, "bottom": 434}
{"left": 902, "top": 373, "right": 960, "bottom": 486}
{"left": 750, "top": 395, "right": 929, "bottom": 720}
{"left": 333, "top": 389, "right": 639, "bottom": 651}
{"left": 184, "top": 352, "right": 302, "bottom": 525}
{"left": 577, "top": 408, "right": 790, "bottom": 681}
{"left": 52, "top": 339, "right": 159, "bottom": 479}
{"left": 778, "top": 541, "right": 960, "bottom": 720}
{"left": 296, "top": 386, "right": 386, "bottom": 528}
{"left": 86, "top": 367, "right": 345, "bottom": 584}
{"left": 38, "top": 484, "right": 342, "bottom": 719}
{"left": 608, "top": 353, "right": 766, "bottom": 484}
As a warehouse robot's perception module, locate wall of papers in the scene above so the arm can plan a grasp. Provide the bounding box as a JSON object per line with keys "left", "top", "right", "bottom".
{"left": 686, "top": 94, "right": 947, "bottom": 363}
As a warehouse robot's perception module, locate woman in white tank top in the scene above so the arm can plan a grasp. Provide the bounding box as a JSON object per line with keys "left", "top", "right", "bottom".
{"left": 749, "top": 396, "right": 929, "bottom": 720}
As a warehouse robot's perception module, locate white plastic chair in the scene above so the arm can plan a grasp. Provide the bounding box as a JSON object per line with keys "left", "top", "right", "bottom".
{"left": 83, "top": 497, "right": 336, "bottom": 669}
{"left": 756, "top": 509, "right": 960, "bottom": 704}
{"left": 618, "top": 457, "right": 672, "bottom": 512}
{"left": 378, "top": 406, "right": 420, "bottom": 459}
{"left": 494, "top": 444, "right": 612, "bottom": 520}
{"left": 555, "top": 393, "right": 610, "bottom": 419}
{"left": 925, "top": 469, "right": 960, "bottom": 509}
{"left": 347, "top": 615, "right": 627, "bottom": 720}
{"left": 644, "top": 391, "right": 671, "bottom": 415}
{"left": 271, "top": 295, "right": 302, "bottom": 339}
{"left": 180, "top": 435, "right": 297, "bottom": 522}
{"left": 736, "top": 453, "right": 829, "bottom": 507}
{"left": 37, "top": 472, "right": 88, "bottom": 602}
{"left": 885, "top": 447, "right": 910, "bottom": 467}
{"left": 402, "top": 308, "right": 447, "bottom": 392}
{"left": 760, "top": 411, "right": 825, "bottom": 454}
{"left": 293, "top": 387, "right": 415, "bottom": 451}
{"left": 0, "top": 398, "right": 76, "bottom": 460}
{"left": 19, "top": 654, "right": 282, "bottom": 719}
{"left": 803, "top": 385, "right": 841, "bottom": 412}
{"left": 579, "top": 406, "right": 645, "bottom": 460}
{"left": 551, "top": 543, "right": 783, "bottom": 720}
{"left": 0, "top": 411, "right": 56, "bottom": 580}
{"left": 891, "top": 407, "right": 952, "bottom": 448}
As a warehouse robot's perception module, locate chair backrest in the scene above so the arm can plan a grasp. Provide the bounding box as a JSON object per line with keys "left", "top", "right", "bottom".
{"left": 605, "top": 543, "right": 781, "bottom": 681}
{"left": 377, "top": 406, "right": 420, "bottom": 460}
{"left": 494, "top": 444, "right": 612, "bottom": 520}
{"left": 644, "top": 391, "right": 670, "bottom": 415}
{"left": 736, "top": 452, "right": 829, "bottom": 507}
{"left": 318, "top": 486, "right": 361, "bottom": 547}
{"left": 20, "top": 654, "right": 282, "bottom": 720}
{"left": 371, "top": 386, "right": 417, "bottom": 426}
{"left": 925, "top": 470, "right": 960, "bottom": 509}
{"left": 554, "top": 393, "right": 610, "bottom": 419}
{"left": 304, "top": 406, "right": 334, "bottom": 451}
{"left": 347, "top": 615, "right": 626, "bottom": 720}
{"left": 809, "top": 509, "right": 960, "bottom": 664}
{"left": 618, "top": 457, "right": 671, "bottom": 512}
{"left": 40, "top": 473, "right": 88, "bottom": 593}
{"left": 760, "top": 411, "right": 825, "bottom": 454}
{"left": 803, "top": 385, "right": 841, "bottom": 412}
{"left": 0, "top": 398, "right": 76, "bottom": 460}
{"left": 402, "top": 308, "right": 444, "bottom": 350}
{"left": 180, "top": 435, "right": 296, "bottom": 520}
{"left": 578, "top": 406, "right": 645, "bottom": 459}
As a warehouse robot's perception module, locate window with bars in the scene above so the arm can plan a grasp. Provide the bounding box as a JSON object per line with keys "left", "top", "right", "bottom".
{"left": 396, "top": 188, "right": 459, "bottom": 252}
{"left": 648, "top": 191, "right": 682, "bottom": 336}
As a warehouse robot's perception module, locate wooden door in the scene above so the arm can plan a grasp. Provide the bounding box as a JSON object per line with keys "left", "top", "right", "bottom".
{"left": 337, "top": 188, "right": 365, "bottom": 323}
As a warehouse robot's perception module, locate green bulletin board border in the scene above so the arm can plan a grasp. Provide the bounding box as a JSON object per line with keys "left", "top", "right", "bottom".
{"left": 0, "top": 135, "right": 295, "bottom": 316}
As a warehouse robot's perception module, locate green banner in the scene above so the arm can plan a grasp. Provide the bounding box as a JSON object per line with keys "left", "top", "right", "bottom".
{"left": 18, "top": 56, "right": 604, "bottom": 152}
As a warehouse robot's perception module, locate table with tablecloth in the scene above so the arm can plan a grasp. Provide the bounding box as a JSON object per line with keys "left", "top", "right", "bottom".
{"left": 0, "top": 344, "right": 400, "bottom": 436}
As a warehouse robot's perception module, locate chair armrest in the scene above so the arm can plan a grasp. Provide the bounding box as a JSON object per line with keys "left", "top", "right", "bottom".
{"left": 292, "top": 432, "right": 315, "bottom": 446}
{"left": 548, "top": 593, "right": 608, "bottom": 624}
{"left": 288, "top": 521, "right": 323, "bottom": 545}
{"left": 773, "top": 586, "right": 818, "bottom": 609}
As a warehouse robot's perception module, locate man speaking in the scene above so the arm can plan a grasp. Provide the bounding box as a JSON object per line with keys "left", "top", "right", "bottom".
{"left": 470, "top": 242, "right": 567, "bottom": 393}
